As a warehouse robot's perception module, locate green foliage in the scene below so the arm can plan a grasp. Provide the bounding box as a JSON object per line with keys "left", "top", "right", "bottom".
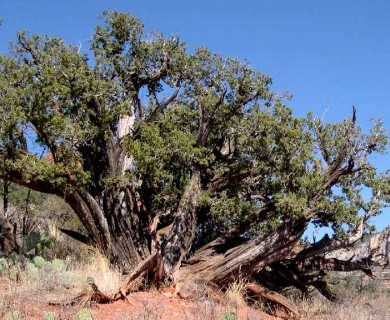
{"left": 25, "top": 261, "right": 38, "bottom": 280}
{"left": 0, "top": 252, "right": 76, "bottom": 291}
{"left": 42, "top": 312, "right": 56, "bottom": 320}
{"left": 23, "top": 231, "right": 54, "bottom": 255}
{"left": 210, "top": 191, "right": 255, "bottom": 228}
{"left": 0, "top": 10, "right": 389, "bottom": 260}
{"left": 51, "top": 258, "right": 67, "bottom": 272}
{"left": 32, "top": 255, "right": 46, "bottom": 268}
{"left": 5, "top": 310, "right": 21, "bottom": 320}
{"left": 221, "top": 311, "right": 238, "bottom": 320}
{"left": 6, "top": 183, "right": 45, "bottom": 209}
{"left": 73, "top": 308, "right": 93, "bottom": 320}
{"left": 0, "top": 257, "right": 8, "bottom": 274}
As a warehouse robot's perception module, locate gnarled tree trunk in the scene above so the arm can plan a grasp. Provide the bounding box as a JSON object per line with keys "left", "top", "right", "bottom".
{"left": 64, "top": 186, "right": 150, "bottom": 267}
{"left": 118, "top": 172, "right": 202, "bottom": 294}
{"left": 0, "top": 215, "right": 20, "bottom": 255}
{"left": 158, "top": 171, "right": 201, "bottom": 278}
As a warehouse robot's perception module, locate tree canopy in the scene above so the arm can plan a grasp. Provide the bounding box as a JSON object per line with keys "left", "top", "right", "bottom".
{"left": 1, "top": 10, "right": 389, "bottom": 314}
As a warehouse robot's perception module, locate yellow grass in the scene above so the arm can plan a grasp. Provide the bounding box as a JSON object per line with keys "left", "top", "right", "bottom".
{"left": 297, "top": 285, "right": 390, "bottom": 320}
{"left": 224, "top": 278, "right": 247, "bottom": 308}
{"left": 70, "top": 247, "right": 123, "bottom": 295}
{"left": 1, "top": 250, "right": 389, "bottom": 319}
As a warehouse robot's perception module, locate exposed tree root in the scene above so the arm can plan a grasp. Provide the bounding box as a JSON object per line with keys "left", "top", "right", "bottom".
{"left": 49, "top": 277, "right": 114, "bottom": 307}
{"left": 245, "top": 282, "right": 300, "bottom": 319}
{"left": 173, "top": 279, "right": 283, "bottom": 320}
{"left": 48, "top": 222, "right": 389, "bottom": 319}
{"left": 174, "top": 279, "right": 225, "bottom": 303}
{"left": 116, "top": 252, "right": 158, "bottom": 299}
{"left": 56, "top": 252, "right": 159, "bottom": 307}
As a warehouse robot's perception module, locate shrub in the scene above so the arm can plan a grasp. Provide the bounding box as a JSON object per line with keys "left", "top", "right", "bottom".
{"left": 225, "top": 279, "right": 246, "bottom": 307}
{"left": 8, "top": 265, "right": 20, "bottom": 282}
{"left": 5, "top": 310, "right": 21, "bottom": 320}
{"left": 25, "top": 261, "right": 39, "bottom": 280}
{"left": 59, "top": 270, "right": 77, "bottom": 289}
{"left": 221, "top": 311, "right": 238, "bottom": 320}
{"left": 22, "top": 231, "right": 54, "bottom": 256}
{"left": 32, "top": 256, "right": 46, "bottom": 268}
{"left": 51, "top": 258, "right": 67, "bottom": 272}
{"left": 73, "top": 308, "right": 93, "bottom": 320}
{"left": 42, "top": 312, "right": 57, "bottom": 320}
{"left": 0, "top": 257, "right": 8, "bottom": 274}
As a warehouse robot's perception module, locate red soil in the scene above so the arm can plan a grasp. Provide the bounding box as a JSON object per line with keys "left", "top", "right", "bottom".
{"left": 0, "top": 278, "right": 278, "bottom": 320}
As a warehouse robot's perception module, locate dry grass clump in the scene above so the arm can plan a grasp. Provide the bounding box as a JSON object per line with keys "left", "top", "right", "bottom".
{"left": 1, "top": 246, "right": 390, "bottom": 320}
{"left": 69, "top": 247, "right": 123, "bottom": 296}
{"left": 0, "top": 246, "right": 122, "bottom": 318}
{"left": 0, "top": 280, "right": 20, "bottom": 316}
{"left": 224, "top": 278, "right": 247, "bottom": 308}
{"left": 298, "top": 294, "right": 389, "bottom": 320}
{"left": 297, "top": 272, "right": 390, "bottom": 320}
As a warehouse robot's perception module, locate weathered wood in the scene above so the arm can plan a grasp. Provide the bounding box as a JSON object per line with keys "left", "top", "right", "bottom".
{"left": 299, "top": 256, "right": 373, "bottom": 277}
{"left": 158, "top": 172, "right": 201, "bottom": 278}
{"left": 50, "top": 276, "right": 114, "bottom": 307}
{"left": 245, "top": 282, "right": 300, "bottom": 319}
{"left": 58, "top": 227, "right": 91, "bottom": 245}
{"left": 117, "top": 252, "right": 158, "bottom": 298}
{"left": 174, "top": 223, "right": 305, "bottom": 285}
{"left": 65, "top": 185, "right": 150, "bottom": 268}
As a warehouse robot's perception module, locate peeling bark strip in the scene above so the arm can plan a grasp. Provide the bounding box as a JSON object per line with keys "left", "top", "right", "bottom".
{"left": 118, "top": 113, "right": 135, "bottom": 173}
{"left": 159, "top": 172, "right": 201, "bottom": 277}
{"left": 174, "top": 223, "right": 305, "bottom": 285}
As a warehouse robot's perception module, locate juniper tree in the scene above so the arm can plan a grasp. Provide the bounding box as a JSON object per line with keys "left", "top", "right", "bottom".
{"left": 1, "top": 11, "right": 389, "bottom": 310}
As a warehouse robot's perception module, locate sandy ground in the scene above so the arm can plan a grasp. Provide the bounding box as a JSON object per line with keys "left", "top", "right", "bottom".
{"left": 0, "top": 277, "right": 277, "bottom": 320}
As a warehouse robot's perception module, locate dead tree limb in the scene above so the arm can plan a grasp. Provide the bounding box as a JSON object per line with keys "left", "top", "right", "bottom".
{"left": 245, "top": 282, "right": 300, "bottom": 319}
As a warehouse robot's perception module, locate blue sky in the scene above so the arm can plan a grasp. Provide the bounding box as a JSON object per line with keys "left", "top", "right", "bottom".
{"left": 1, "top": 0, "right": 390, "bottom": 232}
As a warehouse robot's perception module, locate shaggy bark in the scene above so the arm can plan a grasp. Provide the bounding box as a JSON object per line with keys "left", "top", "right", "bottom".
{"left": 0, "top": 215, "right": 20, "bottom": 254}
{"left": 64, "top": 186, "right": 150, "bottom": 267}
{"left": 118, "top": 252, "right": 158, "bottom": 298}
{"left": 158, "top": 172, "right": 201, "bottom": 278}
